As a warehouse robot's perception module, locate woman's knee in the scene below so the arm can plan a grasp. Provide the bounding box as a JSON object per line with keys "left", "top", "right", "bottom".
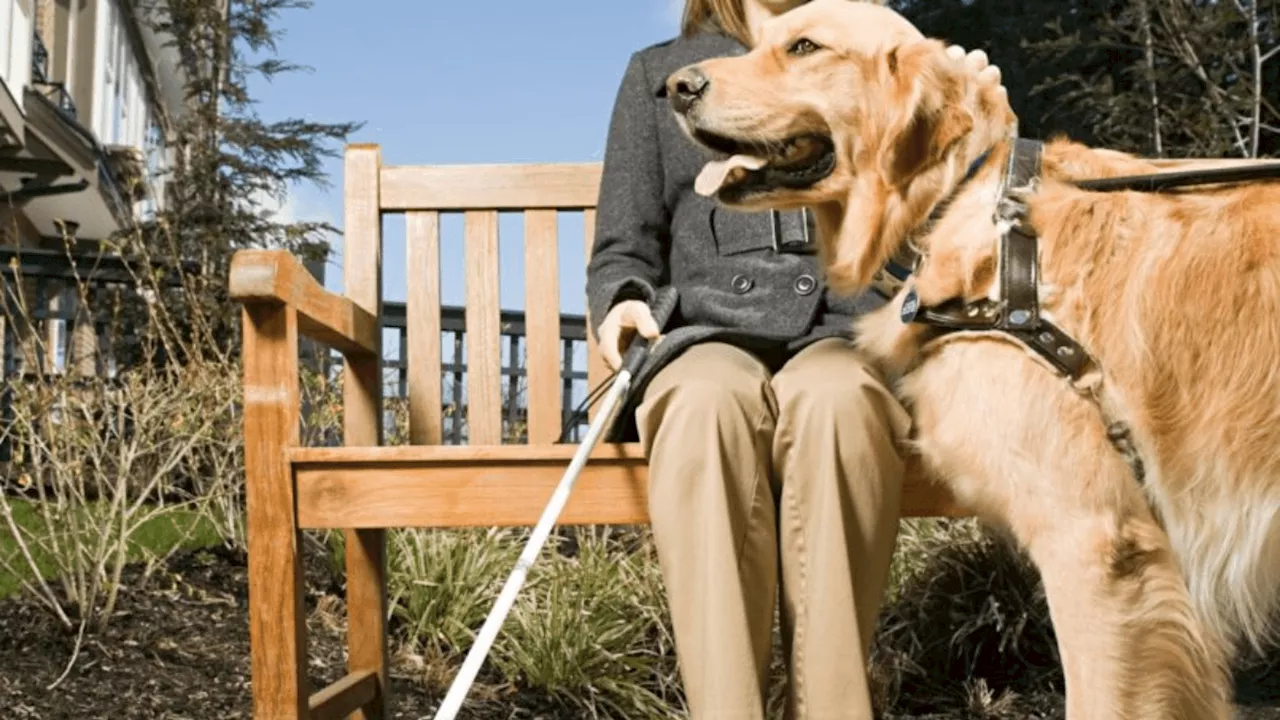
{"left": 639, "top": 344, "right": 780, "bottom": 527}
{"left": 638, "top": 343, "right": 777, "bottom": 440}
{"left": 771, "top": 340, "right": 910, "bottom": 438}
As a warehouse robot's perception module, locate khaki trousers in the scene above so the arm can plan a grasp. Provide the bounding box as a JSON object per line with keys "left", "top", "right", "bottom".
{"left": 636, "top": 338, "right": 912, "bottom": 720}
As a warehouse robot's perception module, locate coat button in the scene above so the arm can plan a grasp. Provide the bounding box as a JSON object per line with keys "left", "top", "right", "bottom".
{"left": 793, "top": 274, "right": 816, "bottom": 296}
{"left": 731, "top": 274, "right": 753, "bottom": 294}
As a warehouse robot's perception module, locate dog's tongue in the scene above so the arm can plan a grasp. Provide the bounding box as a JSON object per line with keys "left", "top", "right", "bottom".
{"left": 695, "top": 154, "right": 768, "bottom": 197}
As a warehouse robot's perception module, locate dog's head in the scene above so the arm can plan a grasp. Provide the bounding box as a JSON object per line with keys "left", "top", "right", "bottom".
{"left": 666, "top": 0, "right": 1015, "bottom": 291}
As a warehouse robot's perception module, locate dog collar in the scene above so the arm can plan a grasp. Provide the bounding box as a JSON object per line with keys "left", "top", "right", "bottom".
{"left": 873, "top": 145, "right": 1000, "bottom": 296}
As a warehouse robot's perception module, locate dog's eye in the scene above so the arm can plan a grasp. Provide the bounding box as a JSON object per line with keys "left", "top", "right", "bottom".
{"left": 787, "top": 38, "right": 821, "bottom": 56}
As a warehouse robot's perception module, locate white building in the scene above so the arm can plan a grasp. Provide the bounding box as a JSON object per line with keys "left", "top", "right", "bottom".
{"left": 0, "top": 0, "right": 197, "bottom": 247}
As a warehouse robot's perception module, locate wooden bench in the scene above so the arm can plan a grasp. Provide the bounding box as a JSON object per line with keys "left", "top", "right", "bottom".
{"left": 227, "top": 142, "right": 968, "bottom": 719}
{"left": 229, "top": 143, "right": 1257, "bottom": 717}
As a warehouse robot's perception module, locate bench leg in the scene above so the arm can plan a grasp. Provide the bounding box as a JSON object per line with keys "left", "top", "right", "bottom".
{"left": 343, "top": 347, "right": 390, "bottom": 718}
{"left": 243, "top": 303, "right": 310, "bottom": 718}
{"left": 345, "top": 528, "right": 389, "bottom": 719}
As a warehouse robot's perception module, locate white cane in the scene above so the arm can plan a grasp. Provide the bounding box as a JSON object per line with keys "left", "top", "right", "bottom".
{"left": 432, "top": 287, "right": 679, "bottom": 720}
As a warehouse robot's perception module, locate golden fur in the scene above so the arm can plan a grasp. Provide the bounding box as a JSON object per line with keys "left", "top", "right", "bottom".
{"left": 667, "top": 0, "right": 1280, "bottom": 716}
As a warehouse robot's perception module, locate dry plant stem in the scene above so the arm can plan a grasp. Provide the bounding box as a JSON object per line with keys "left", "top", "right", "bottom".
{"left": 23, "top": 419, "right": 87, "bottom": 617}
{"left": 1155, "top": 0, "right": 1250, "bottom": 155}
{"left": 0, "top": 498, "right": 74, "bottom": 628}
{"left": 121, "top": 236, "right": 226, "bottom": 364}
{"left": 45, "top": 618, "right": 89, "bottom": 691}
{"left": 100, "top": 417, "right": 140, "bottom": 624}
{"left": 3, "top": 364, "right": 233, "bottom": 628}
{"left": 1138, "top": 0, "right": 1163, "bottom": 155}
{"left": 107, "top": 383, "right": 224, "bottom": 621}
{"left": 1231, "top": 0, "right": 1263, "bottom": 156}
{"left": 0, "top": 215, "right": 240, "bottom": 636}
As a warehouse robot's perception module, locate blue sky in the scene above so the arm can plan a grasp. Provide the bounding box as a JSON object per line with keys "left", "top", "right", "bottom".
{"left": 247, "top": 0, "right": 687, "bottom": 319}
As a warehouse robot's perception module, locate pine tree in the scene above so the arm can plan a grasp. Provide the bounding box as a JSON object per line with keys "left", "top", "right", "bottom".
{"left": 129, "top": 0, "right": 362, "bottom": 356}
{"left": 895, "top": 0, "right": 1280, "bottom": 158}
{"left": 893, "top": 0, "right": 1100, "bottom": 142}
{"left": 1024, "top": 0, "right": 1280, "bottom": 158}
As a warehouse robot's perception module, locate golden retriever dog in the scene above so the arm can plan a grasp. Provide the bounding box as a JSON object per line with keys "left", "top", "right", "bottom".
{"left": 664, "top": 0, "right": 1280, "bottom": 717}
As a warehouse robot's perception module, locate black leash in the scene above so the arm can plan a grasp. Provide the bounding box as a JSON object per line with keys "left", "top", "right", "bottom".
{"left": 1074, "top": 161, "right": 1280, "bottom": 193}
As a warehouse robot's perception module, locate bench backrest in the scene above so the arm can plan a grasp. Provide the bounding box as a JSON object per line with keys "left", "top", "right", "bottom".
{"left": 343, "top": 148, "right": 1259, "bottom": 453}
{"left": 343, "top": 144, "right": 610, "bottom": 448}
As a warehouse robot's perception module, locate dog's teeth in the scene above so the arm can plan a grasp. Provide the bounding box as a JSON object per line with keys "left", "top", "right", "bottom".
{"left": 779, "top": 138, "right": 811, "bottom": 162}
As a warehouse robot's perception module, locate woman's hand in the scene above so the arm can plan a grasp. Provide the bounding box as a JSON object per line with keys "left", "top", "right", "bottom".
{"left": 947, "top": 45, "right": 1006, "bottom": 102}
{"left": 597, "top": 299, "right": 662, "bottom": 371}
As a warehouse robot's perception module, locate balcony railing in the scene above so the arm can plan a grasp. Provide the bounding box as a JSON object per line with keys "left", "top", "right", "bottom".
{"left": 30, "top": 30, "right": 80, "bottom": 122}
{"left": 32, "top": 32, "right": 48, "bottom": 84}
{"left": 32, "top": 81, "right": 78, "bottom": 120}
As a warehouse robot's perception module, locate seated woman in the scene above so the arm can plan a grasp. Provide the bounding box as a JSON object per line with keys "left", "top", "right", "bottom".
{"left": 586, "top": 1, "right": 1004, "bottom": 717}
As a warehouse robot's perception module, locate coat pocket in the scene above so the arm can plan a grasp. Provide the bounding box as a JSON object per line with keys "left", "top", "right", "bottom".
{"left": 709, "top": 206, "right": 776, "bottom": 256}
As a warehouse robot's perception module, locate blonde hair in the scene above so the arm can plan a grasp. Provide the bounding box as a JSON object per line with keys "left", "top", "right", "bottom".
{"left": 682, "top": 1, "right": 884, "bottom": 46}
{"left": 681, "top": 0, "right": 752, "bottom": 46}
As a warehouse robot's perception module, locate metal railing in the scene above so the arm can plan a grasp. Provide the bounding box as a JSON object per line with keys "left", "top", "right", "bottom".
{"left": 0, "top": 246, "right": 196, "bottom": 378}
{"left": 0, "top": 246, "right": 199, "bottom": 463}
{"left": 30, "top": 31, "right": 77, "bottom": 120}
{"left": 1, "top": 248, "right": 600, "bottom": 461}
{"left": 31, "top": 32, "right": 48, "bottom": 83}
{"left": 377, "top": 302, "right": 593, "bottom": 445}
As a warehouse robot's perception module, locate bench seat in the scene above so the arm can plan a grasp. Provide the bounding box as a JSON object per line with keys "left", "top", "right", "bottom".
{"left": 289, "top": 443, "right": 967, "bottom": 530}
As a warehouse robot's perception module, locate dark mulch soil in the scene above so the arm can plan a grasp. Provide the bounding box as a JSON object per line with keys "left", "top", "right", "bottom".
{"left": 0, "top": 546, "right": 1277, "bottom": 719}
{"left": 0, "top": 545, "right": 566, "bottom": 720}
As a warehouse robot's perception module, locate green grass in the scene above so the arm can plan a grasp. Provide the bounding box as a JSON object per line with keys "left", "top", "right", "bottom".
{"left": 0, "top": 498, "right": 224, "bottom": 600}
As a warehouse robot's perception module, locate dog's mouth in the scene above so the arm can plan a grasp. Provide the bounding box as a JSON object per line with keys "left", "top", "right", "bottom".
{"left": 690, "top": 128, "right": 836, "bottom": 203}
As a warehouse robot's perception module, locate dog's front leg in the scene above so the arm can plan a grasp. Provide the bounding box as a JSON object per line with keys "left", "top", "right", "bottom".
{"left": 1024, "top": 501, "right": 1231, "bottom": 720}
{"left": 901, "top": 344, "right": 1233, "bottom": 719}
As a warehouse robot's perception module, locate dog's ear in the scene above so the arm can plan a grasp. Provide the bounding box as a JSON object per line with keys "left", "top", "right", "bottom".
{"left": 877, "top": 40, "right": 974, "bottom": 187}
{"left": 819, "top": 40, "right": 975, "bottom": 293}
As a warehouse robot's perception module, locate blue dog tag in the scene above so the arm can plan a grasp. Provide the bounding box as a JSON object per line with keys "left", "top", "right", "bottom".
{"left": 900, "top": 286, "right": 920, "bottom": 324}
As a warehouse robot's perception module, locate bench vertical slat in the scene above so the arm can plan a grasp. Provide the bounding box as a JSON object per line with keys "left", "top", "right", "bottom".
{"left": 464, "top": 210, "right": 503, "bottom": 444}
{"left": 524, "top": 209, "right": 561, "bottom": 444}
{"left": 341, "top": 144, "right": 390, "bottom": 719}
{"left": 582, "top": 208, "right": 610, "bottom": 422}
{"left": 406, "top": 211, "right": 443, "bottom": 446}
{"left": 243, "top": 302, "right": 309, "bottom": 719}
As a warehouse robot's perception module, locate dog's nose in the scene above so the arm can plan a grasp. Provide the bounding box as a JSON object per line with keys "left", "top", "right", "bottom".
{"left": 667, "top": 67, "right": 709, "bottom": 114}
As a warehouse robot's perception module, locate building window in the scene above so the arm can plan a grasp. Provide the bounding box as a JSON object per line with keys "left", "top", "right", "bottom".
{"left": 97, "top": 0, "right": 149, "bottom": 146}
{"left": 113, "top": 59, "right": 125, "bottom": 143}
{"left": 2, "top": 0, "right": 34, "bottom": 108}
{"left": 99, "top": 0, "right": 118, "bottom": 138}
{"left": 139, "top": 119, "right": 165, "bottom": 220}
{"left": 1, "top": 0, "right": 15, "bottom": 83}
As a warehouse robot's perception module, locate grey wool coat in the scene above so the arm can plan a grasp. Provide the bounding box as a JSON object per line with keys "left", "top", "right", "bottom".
{"left": 586, "top": 27, "right": 887, "bottom": 443}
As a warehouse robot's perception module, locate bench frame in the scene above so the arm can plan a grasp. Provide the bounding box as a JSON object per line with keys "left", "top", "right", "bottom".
{"left": 229, "top": 142, "right": 981, "bottom": 718}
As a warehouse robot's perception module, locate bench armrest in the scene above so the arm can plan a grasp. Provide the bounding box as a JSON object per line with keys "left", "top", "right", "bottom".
{"left": 230, "top": 249, "right": 378, "bottom": 358}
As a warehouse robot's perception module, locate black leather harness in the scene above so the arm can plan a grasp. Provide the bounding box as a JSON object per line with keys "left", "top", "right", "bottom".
{"left": 874, "top": 140, "right": 1280, "bottom": 485}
